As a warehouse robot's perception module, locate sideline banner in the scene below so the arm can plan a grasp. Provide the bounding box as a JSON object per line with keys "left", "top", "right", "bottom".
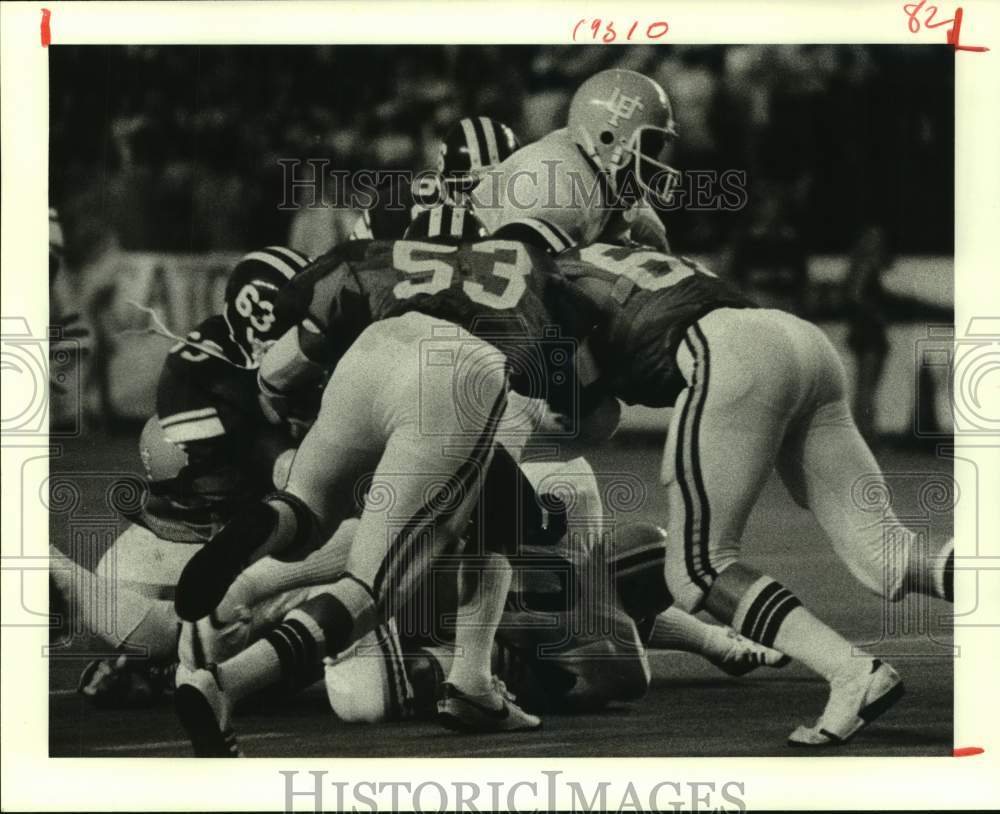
{"left": 86, "top": 252, "right": 240, "bottom": 419}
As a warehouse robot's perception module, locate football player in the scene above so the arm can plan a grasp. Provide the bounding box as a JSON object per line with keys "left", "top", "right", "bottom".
{"left": 52, "top": 246, "right": 329, "bottom": 705}
{"left": 470, "top": 69, "right": 674, "bottom": 255}
{"left": 554, "top": 242, "right": 955, "bottom": 746}
{"left": 349, "top": 116, "right": 521, "bottom": 241}
{"left": 171, "top": 206, "right": 591, "bottom": 753}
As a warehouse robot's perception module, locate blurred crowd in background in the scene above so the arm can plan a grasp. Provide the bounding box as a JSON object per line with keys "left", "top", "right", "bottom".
{"left": 48, "top": 44, "right": 954, "bottom": 438}
{"left": 51, "top": 44, "right": 952, "bottom": 262}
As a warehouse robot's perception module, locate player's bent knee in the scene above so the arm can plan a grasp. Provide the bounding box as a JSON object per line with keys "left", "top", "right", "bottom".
{"left": 289, "top": 574, "right": 380, "bottom": 657}
{"left": 324, "top": 623, "right": 414, "bottom": 723}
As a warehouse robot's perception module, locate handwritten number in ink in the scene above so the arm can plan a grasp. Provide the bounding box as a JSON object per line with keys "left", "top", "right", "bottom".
{"left": 903, "top": 0, "right": 988, "bottom": 51}
{"left": 571, "top": 18, "right": 669, "bottom": 42}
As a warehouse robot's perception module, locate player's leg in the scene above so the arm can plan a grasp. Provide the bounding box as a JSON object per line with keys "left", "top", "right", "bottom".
{"left": 775, "top": 332, "right": 953, "bottom": 603}
{"left": 176, "top": 321, "right": 535, "bottom": 753}
{"left": 50, "top": 531, "right": 182, "bottom": 663}
{"left": 610, "top": 522, "right": 787, "bottom": 675}
{"left": 661, "top": 309, "right": 903, "bottom": 744}
{"left": 174, "top": 345, "right": 383, "bottom": 622}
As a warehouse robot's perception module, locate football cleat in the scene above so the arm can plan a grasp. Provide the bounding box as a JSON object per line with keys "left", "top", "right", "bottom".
{"left": 77, "top": 654, "right": 177, "bottom": 709}
{"left": 174, "top": 664, "right": 241, "bottom": 757}
{"left": 437, "top": 678, "right": 542, "bottom": 733}
{"left": 787, "top": 659, "right": 904, "bottom": 747}
{"left": 705, "top": 628, "right": 791, "bottom": 677}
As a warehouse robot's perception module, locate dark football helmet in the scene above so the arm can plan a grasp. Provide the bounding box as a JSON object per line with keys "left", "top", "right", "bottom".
{"left": 438, "top": 116, "right": 520, "bottom": 200}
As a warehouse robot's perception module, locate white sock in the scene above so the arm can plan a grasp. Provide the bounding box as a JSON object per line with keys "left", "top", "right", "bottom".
{"left": 733, "top": 576, "right": 861, "bottom": 681}
{"left": 446, "top": 553, "right": 511, "bottom": 700}
{"left": 645, "top": 607, "right": 715, "bottom": 653}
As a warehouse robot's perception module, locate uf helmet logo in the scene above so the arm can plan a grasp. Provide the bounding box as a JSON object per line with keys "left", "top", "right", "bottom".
{"left": 592, "top": 87, "right": 646, "bottom": 127}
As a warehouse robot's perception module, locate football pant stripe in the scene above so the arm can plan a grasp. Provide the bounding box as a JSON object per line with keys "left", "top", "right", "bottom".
{"left": 479, "top": 116, "right": 500, "bottom": 166}
{"left": 375, "top": 384, "right": 507, "bottom": 604}
{"left": 460, "top": 118, "right": 483, "bottom": 171}
{"left": 373, "top": 385, "right": 508, "bottom": 606}
{"left": 379, "top": 620, "right": 413, "bottom": 720}
{"left": 688, "top": 324, "right": 716, "bottom": 581}
{"left": 676, "top": 332, "right": 710, "bottom": 593}
{"left": 374, "top": 624, "right": 402, "bottom": 720}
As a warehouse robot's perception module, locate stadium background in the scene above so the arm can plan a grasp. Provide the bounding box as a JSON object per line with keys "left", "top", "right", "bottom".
{"left": 49, "top": 44, "right": 954, "bottom": 438}
{"left": 47, "top": 43, "right": 955, "bottom": 758}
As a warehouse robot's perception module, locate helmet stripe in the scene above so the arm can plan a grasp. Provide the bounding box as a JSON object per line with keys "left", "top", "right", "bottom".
{"left": 162, "top": 415, "right": 226, "bottom": 444}
{"left": 159, "top": 406, "right": 219, "bottom": 427}
{"left": 450, "top": 206, "right": 466, "bottom": 237}
{"left": 460, "top": 117, "right": 483, "bottom": 171}
{"left": 427, "top": 204, "right": 444, "bottom": 237}
{"left": 242, "top": 250, "right": 300, "bottom": 280}
{"left": 265, "top": 245, "right": 310, "bottom": 267}
{"left": 479, "top": 116, "right": 500, "bottom": 167}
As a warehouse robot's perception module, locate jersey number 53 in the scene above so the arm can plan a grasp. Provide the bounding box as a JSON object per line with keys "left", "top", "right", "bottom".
{"left": 392, "top": 240, "right": 530, "bottom": 309}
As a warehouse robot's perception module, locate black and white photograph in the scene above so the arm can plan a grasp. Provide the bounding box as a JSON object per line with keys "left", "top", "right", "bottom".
{"left": 3, "top": 2, "right": 999, "bottom": 810}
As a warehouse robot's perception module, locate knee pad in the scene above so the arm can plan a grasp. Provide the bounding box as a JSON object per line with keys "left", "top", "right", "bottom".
{"left": 264, "top": 490, "right": 321, "bottom": 561}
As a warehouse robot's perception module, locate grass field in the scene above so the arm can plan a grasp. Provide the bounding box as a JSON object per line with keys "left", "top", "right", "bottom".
{"left": 49, "top": 430, "right": 954, "bottom": 758}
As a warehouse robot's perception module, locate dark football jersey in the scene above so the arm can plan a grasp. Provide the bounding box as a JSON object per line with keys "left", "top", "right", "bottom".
{"left": 284, "top": 238, "right": 577, "bottom": 404}
{"left": 555, "top": 243, "right": 756, "bottom": 407}
{"left": 150, "top": 315, "right": 290, "bottom": 532}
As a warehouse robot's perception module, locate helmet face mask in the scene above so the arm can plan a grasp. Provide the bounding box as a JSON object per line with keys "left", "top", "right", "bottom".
{"left": 629, "top": 125, "right": 682, "bottom": 207}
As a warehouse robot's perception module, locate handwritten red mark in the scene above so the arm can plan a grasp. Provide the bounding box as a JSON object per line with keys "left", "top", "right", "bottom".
{"left": 903, "top": 1, "right": 988, "bottom": 51}
{"left": 953, "top": 746, "right": 985, "bottom": 757}
{"left": 573, "top": 18, "right": 668, "bottom": 43}
{"left": 40, "top": 8, "right": 51, "bottom": 47}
